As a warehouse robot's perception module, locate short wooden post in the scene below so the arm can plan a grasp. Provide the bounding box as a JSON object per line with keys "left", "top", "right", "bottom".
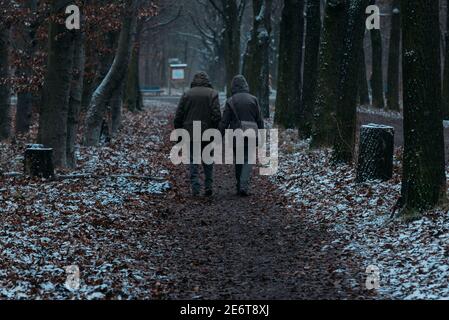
{"left": 24, "top": 145, "right": 54, "bottom": 178}
{"left": 356, "top": 124, "right": 394, "bottom": 183}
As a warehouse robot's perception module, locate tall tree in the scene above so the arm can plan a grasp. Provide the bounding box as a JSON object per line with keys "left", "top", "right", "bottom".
{"left": 208, "top": 0, "right": 246, "bottom": 97}
{"left": 190, "top": 2, "right": 226, "bottom": 91}
{"left": 311, "top": 0, "right": 347, "bottom": 148}
{"left": 358, "top": 40, "right": 371, "bottom": 106}
{"left": 124, "top": 45, "right": 141, "bottom": 113}
{"left": 386, "top": 0, "right": 401, "bottom": 111}
{"left": 66, "top": 31, "right": 86, "bottom": 169}
{"left": 38, "top": 0, "right": 77, "bottom": 167}
{"left": 124, "top": 7, "right": 179, "bottom": 114}
{"left": 15, "top": 0, "right": 39, "bottom": 134}
{"left": 400, "top": 0, "right": 446, "bottom": 217}
{"left": 274, "top": 0, "right": 304, "bottom": 128}
{"left": 84, "top": 0, "right": 139, "bottom": 146}
{"left": 332, "top": 0, "right": 371, "bottom": 163}
{"left": 0, "top": 23, "right": 10, "bottom": 141}
{"left": 298, "top": 0, "right": 321, "bottom": 138}
{"left": 243, "top": 0, "right": 273, "bottom": 118}
{"left": 442, "top": 0, "right": 449, "bottom": 119}
{"left": 370, "top": 0, "right": 385, "bottom": 109}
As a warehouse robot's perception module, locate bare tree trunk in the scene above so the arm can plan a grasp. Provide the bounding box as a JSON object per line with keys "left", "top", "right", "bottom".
{"left": 332, "top": 0, "right": 371, "bottom": 164}
{"left": 83, "top": 0, "right": 138, "bottom": 147}
{"left": 15, "top": 0, "right": 38, "bottom": 134}
{"left": 144, "top": 39, "right": 151, "bottom": 87}
{"left": 111, "top": 82, "right": 125, "bottom": 135}
{"left": 124, "top": 23, "right": 142, "bottom": 113}
{"left": 0, "top": 25, "right": 10, "bottom": 141}
{"left": 220, "top": 0, "right": 242, "bottom": 97}
{"left": 387, "top": 0, "right": 401, "bottom": 111}
{"left": 442, "top": 0, "right": 449, "bottom": 119}
{"left": 16, "top": 92, "right": 33, "bottom": 134}
{"left": 298, "top": 0, "right": 321, "bottom": 138}
{"left": 358, "top": 39, "right": 371, "bottom": 106}
{"left": 38, "top": 0, "right": 76, "bottom": 168}
{"left": 243, "top": 0, "right": 273, "bottom": 119}
{"left": 370, "top": 4, "right": 385, "bottom": 109}
{"left": 66, "top": 32, "right": 86, "bottom": 169}
{"left": 401, "top": 0, "right": 446, "bottom": 217}
{"left": 311, "top": 0, "right": 347, "bottom": 148}
{"left": 274, "top": 0, "right": 304, "bottom": 127}
{"left": 81, "top": 31, "right": 117, "bottom": 112}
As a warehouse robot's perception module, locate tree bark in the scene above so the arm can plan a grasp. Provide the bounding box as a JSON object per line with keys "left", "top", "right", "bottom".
{"left": 81, "top": 31, "right": 117, "bottom": 112}
{"left": 243, "top": 0, "right": 273, "bottom": 119}
{"left": 310, "top": 0, "right": 347, "bottom": 148}
{"left": 274, "top": 0, "right": 304, "bottom": 128}
{"left": 370, "top": 11, "right": 385, "bottom": 109}
{"left": 83, "top": 0, "right": 138, "bottom": 147}
{"left": 358, "top": 36, "right": 371, "bottom": 106}
{"left": 333, "top": 0, "right": 371, "bottom": 164}
{"left": 386, "top": 0, "right": 401, "bottom": 111}
{"left": 442, "top": 0, "right": 449, "bottom": 119}
{"left": 0, "top": 25, "right": 11, "bottom": 141}
{"left": 111, "top": 82, "right": 125, "bottom": 135}
{"left": 401, "top": 0, "right": 446, "bottom": 216}
{"left": 298, "top": 0, "right": 321, "bottom": 138}
{"left": 124, "top": 41, "right": 141, "bottom": 112}
{"left": 220, "top": 0, "right": 242, "bottom": 97}
{"left": 38, "top": 0, "right": 76, "bottom": 168}
{"left": 66, "top": 32, "right": 86, "bottom": 169}
{"left": 15, "top": 0, "right": 38, "bottom": 134}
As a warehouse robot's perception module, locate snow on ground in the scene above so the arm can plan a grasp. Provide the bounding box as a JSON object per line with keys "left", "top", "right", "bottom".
{"left": 271, "top": 129, "right": 449, "bottom": 300}
{"left": 0, "top": 104, "right": 175, "bottom": 299}
{"left": 358, "top": 105, "right": 402, "bottom": 120}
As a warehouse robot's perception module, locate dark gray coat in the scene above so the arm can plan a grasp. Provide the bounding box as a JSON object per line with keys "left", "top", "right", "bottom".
{"left": 219, "top": 75, "right": 264, "bottom": 133}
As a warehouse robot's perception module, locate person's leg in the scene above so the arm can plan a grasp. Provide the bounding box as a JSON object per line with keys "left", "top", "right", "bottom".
{"left": 202, "top": 142, "right": 214, "bottom": 195}
{"left": 203, "top": 163, "right": 214, "bottom": 195}
{"left": 190, "top": 164, "right": 201, "bottom": 195}
{"left": 239, "top": 144, "right": 253, "bottom": 195}
{"left": 189, "top": 142, "right": 201, "bottom": 195}
{"left": 239, "top": 163, "right": 253, "bottom": 194}
{"left": 235, "top": 164, "right": 242, "bottom": 193}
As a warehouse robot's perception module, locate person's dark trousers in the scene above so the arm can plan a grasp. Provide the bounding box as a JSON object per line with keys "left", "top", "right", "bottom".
{"left": 235, "top": 143, "right": 254, "bottom": 193}
{"left": 189, "top": 142, "right": 214, "bottom": 195}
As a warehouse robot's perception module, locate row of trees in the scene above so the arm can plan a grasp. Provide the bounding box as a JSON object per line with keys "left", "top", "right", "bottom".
{"left": 273, "top": 0, "right": 446, "bottom": 217}
{"left": 0, "top": 0, "right": 181, "bottom": 168}
{"left": 1, "top": 0, "right": 447, "bottom": 217}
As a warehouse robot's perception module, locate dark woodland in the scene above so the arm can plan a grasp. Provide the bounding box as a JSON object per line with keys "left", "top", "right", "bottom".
{"left": 0, "top": 0, "right": 449, "bottom": 302}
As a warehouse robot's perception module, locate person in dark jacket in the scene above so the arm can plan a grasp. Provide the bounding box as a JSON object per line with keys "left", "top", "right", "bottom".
{"left": 219, "top": 75, "right": 264, "bottom": 196}
{"left": 174, "top": 72, "right": 221, "bottom": 196}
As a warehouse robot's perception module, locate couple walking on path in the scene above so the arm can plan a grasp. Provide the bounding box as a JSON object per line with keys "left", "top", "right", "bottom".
{"left": 174, "top": 72, "right": 265, "bottom": 197}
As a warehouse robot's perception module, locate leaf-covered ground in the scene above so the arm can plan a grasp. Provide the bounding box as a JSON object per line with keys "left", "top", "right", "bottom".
{"left": 272, "top": 130, "right": 449, "bottom": 300}
{"left": 0, "top": 101, "right": 447, "bottom": 300}
{"left": 0, "top": 104, "right": 175, "bottom": 299}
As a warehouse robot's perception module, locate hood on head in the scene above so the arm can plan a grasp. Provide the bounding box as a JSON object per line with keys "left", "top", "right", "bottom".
{"left": 231, "top": 75, "right": 250, "bottom": 95}
{"left": 191, "top": 72, "right": 213, "bottom": 89}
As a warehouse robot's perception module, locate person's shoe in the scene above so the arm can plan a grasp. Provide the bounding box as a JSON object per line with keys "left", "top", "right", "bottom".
{"left": 239, "top": 190, "right": 250, "bottom": 197}
{"left": 204, "top": 190, "right": 213, "bottom": 197}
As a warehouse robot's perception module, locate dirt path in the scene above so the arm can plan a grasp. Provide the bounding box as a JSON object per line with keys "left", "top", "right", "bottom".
{"left": 0, "top": 102, "right": 372, "bottom": 300}
{"left": 154, "top": 109, "right": 372, "bottom": 299}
